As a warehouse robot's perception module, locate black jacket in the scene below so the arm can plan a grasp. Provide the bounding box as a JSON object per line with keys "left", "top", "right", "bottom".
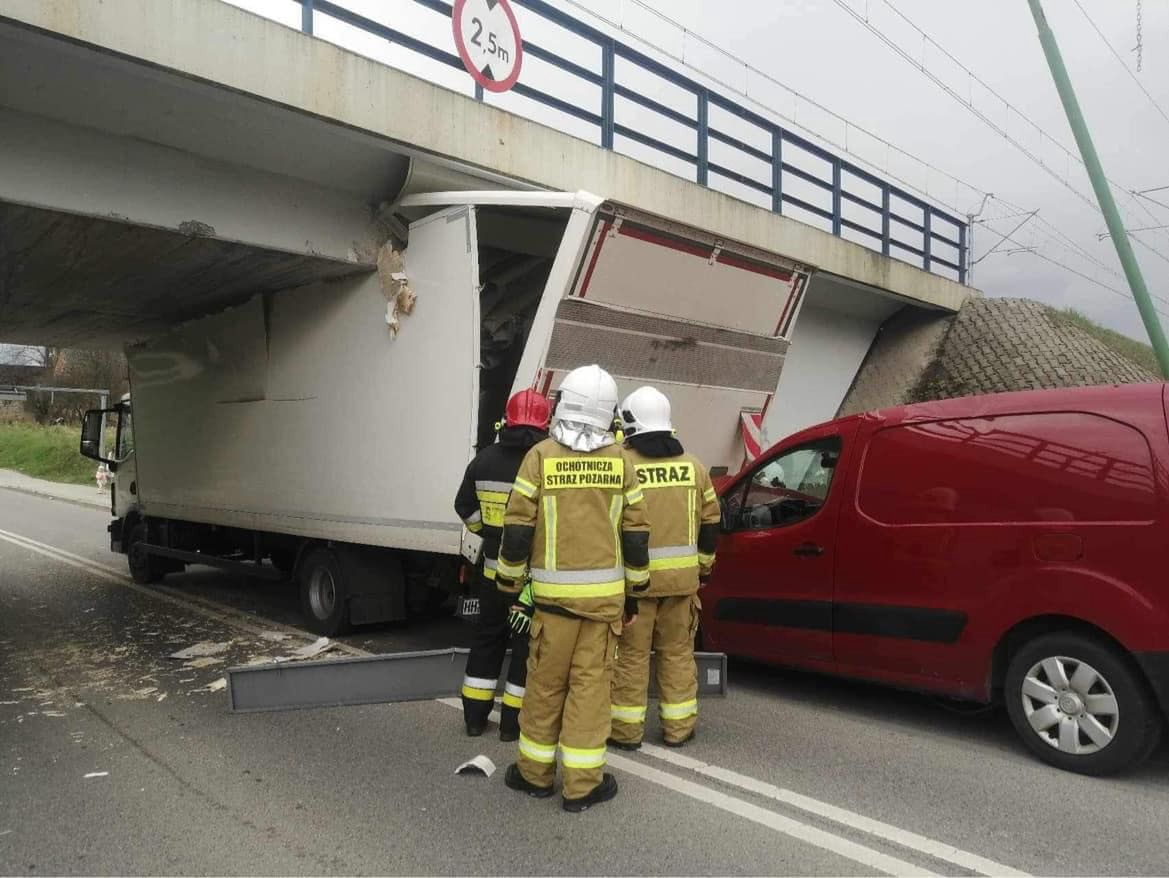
{"left": 454, "top": 427, "right": 547, "bottom": 571}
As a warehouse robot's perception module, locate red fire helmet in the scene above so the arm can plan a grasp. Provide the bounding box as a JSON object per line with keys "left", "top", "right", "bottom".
{"left": 504, "top": 389, "right": 552, "bottom": 430}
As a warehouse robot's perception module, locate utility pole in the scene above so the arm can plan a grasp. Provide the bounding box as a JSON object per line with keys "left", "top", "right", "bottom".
{"left": 1027, "top": 0, "right": 1169, "bottom": 377}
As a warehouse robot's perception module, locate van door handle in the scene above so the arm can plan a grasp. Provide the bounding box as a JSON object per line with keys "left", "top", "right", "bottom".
{"left": 793, "top": 543, "right": 824, "bottom": 557}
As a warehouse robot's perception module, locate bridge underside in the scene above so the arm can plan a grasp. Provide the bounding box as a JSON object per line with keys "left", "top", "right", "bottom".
{"left": 1, "top": 204, "right": 371, "bottom": 348}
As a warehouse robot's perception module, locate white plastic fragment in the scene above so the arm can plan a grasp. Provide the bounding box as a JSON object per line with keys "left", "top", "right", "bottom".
{"left": 290, "top": 637, "right": 334, "bottom": 660}
{"left": 206, "top": 678, "right": 227, "bottom": 692}
{"left": 455, "top": 755, "right": 497, "bottom": 778}
{"left": 169, "top": 641, "right": 230, "bottom": 660}
{"left": 83, "top": 771, "right": 109, "bottom": 779}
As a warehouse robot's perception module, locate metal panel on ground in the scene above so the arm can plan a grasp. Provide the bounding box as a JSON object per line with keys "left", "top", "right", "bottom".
{"left": 227, "top": 648, "right": 728, "bottom": 713}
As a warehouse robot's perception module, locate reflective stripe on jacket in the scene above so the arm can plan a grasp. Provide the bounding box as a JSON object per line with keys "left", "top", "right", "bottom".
{"left": 497, "top": 437, "right": 650, "bottom": 622}
{"left": 625, "top": 448, "right": 721, "bottom": 597}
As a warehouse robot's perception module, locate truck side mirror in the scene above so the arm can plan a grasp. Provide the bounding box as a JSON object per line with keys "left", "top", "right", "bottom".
{"left": 79, "top": 409, "right": 116, "bottom": 465}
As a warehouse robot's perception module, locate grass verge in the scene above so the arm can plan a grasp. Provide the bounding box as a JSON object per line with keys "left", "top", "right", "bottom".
{"left": 0, "top": 423, "right": 97, "bottom": 484}
{"left": 1048, "top": 307, "right": 1163, "bottom": 377}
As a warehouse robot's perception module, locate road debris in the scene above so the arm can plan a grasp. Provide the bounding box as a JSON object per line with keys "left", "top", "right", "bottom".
{"left": 206, "top": 678, "right": 227, "bottom": 692}
{"left": 169, "top": 641, "right": 231, "bottom": 660}
{"left": 83, "top": 771, "right": 109, "bottom": 779}
{"left": 455, "top": 755, "right": 497, "bottom": 777}
{"left": 184, "top": 657, "right": 223, "bottom": 669}
{"left": 290, "top": 637, "right": 334, "bottom": 660}
{"left": 259, "top": 632, "right": 290, "bottom": 642}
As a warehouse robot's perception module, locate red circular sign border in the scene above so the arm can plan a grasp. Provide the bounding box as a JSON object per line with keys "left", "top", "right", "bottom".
{"left": 452, "top": 0, "right": 524, "bottom": 93}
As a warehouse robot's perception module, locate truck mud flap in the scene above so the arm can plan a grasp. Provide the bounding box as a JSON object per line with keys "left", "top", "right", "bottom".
{"left": 226, "top": 648, "right": 728, "bottom": 713}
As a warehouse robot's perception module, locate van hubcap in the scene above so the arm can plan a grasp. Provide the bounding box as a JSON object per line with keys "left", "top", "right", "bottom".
{"left": 308, "top": 568, "right": 337, "bottom": 619}
{"left": 1021, "top": 656, "right": 1119, "bottom": 755}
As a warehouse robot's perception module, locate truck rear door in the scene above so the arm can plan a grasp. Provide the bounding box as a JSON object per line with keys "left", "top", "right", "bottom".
{"left": 527, "top": 201, "right": 810, "bottom": 474}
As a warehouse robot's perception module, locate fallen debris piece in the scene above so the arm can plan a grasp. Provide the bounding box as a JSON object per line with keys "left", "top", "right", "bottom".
{"left": 41, "top": 711, "right": 66, "bottom": 718}
{"left": 131, "top": 687, "right": 158, "bottom": 698}
{"left": 83, "top": 771, "right": 109, "bottom": 779}
{"left": 290, "top": 637, "right": 334, "bottom": 660}
{"left": 206, "top": 678, "right": 227, "bottom": 692}
{"left": 170, "top": 641, "right": 231, "bottom": 660}
{"left": 455, "top": 755, "right": 497, "bottom": 778}
{"left": 184, "top": 657, "right": 224, "bottom": 669}
{"left": 259, "top": 632, "right": 290, "bottom": 642}
{"left": 157, "top": 694, "right": 168, "bottom": 702}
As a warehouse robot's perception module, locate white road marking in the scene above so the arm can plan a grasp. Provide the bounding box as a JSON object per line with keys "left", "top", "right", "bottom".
{"left": 638, "top": 743, "right": 1028, "bottom": 877}
{"left": 434, "top": 699, "right": 933, "bottom": 876}
{"left": 4, "top": 527, "right": 1024, "bottom": 877}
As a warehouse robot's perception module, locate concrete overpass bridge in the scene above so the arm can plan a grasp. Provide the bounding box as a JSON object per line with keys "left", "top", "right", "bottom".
{"left": 0, "top": 0, "right": 974, "bottom": 441}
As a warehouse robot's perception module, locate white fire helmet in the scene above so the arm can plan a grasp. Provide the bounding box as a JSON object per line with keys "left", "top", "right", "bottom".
{"left": 619, "top": 386, "right": 673, "bottom": 437}
{"left": 554, "top": 365, "right": 619, "bottom": 431}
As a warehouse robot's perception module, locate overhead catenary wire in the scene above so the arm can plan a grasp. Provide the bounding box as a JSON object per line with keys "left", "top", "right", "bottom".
{"left": 835, "top": 0, "right": 1169, "bottom": 256}
{"left": 982, "top": 218, "right": 1169, "bottom": 317}
{"left": 1072, "top": 0, "right": 1169, "bottom": 128}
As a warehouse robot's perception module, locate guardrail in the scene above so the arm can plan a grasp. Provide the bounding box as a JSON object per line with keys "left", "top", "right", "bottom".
{"left": 295, "top": 0, "right": 968, "bottom": 284}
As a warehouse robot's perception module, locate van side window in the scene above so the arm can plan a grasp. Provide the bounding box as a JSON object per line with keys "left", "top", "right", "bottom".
{"left": 725, "top": 437, "right": 842, "bottom": 530}
{"left": 857, "top": 413, "right": 1157, "bottom": 525}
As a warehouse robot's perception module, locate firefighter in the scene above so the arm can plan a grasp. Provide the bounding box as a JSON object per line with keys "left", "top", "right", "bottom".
{"left": 609, "top": 386, "right": 721, "bottom": 749}
{"left": 497, "top": 365, "right": 650, "bottom": 812}
{"left": 454, "top": 389, "right": 552, "bottom": 741}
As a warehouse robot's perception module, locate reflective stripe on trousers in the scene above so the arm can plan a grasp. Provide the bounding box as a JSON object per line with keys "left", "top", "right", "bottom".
{"left": 461, "top": 674, "right": 496, "bottom": 702}
{"left": 502, "top": 681, "right": 525, "bottom": 709}
{"left": 659, "top": 698, "right": 698, "bottom": 720}
{"left": 610, "top": 703, "right": 647, "bottom": 723}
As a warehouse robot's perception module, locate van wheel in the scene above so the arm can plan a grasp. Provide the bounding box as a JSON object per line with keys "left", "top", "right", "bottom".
{"left": 297, "top": 547, "right": 351, "bottom": 637}
{"left": 126, "top": 520, "right": 164, "bottom": 585}
{"left": 1004, "top": 632, "right": 1162, "bottom": 775}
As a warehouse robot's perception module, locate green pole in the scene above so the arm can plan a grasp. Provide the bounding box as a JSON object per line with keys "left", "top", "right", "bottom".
{"left": 1027, "top": 0, "right": 1169, "bottom": 377}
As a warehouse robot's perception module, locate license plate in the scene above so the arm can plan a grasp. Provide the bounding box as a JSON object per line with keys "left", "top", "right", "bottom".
{"left": 457, "top": 596, "right": 481, "bottom": 619}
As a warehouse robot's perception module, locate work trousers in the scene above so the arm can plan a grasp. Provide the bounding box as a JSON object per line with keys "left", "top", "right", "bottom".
{"left": 461, "top": 571, "right": 529, "bottom": 734}
{"left": 516, "top": 609, "right": 619, "bottom": 800}
{"left": 610, "top": 593, "right": 700, "bottom": 745}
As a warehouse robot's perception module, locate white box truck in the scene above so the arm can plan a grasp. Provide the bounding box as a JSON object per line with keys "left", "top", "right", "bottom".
{"left": 81, "top": 189, "right": 808, "bottom": 635}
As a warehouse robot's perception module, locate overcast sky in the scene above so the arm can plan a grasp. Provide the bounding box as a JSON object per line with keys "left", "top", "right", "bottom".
{"left": 226, "top": 0, "right": 1169, "bottom": 344}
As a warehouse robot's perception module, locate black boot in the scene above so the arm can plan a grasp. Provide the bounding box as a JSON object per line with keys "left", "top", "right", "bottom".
{"left": 562, "top": 773, "right": 618, "bottom": 813}
{"left": 504, "top": 763, "right": 553, "bottom": 798}
{"left": 465, "top": 719, "right": 487, "bottom": 737}
{"left": 663, "top": 729, "right": 695, "bottom": 748}
{"left": 607, "top": 736, "right": 641, "bottom": 752}
{"left": 499, "top": 706, "right": 520, "bottom": 743}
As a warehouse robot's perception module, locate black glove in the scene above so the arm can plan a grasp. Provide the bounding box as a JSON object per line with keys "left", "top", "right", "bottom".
{"left": 624, "top": 596, "right": 639, "bottom": 620}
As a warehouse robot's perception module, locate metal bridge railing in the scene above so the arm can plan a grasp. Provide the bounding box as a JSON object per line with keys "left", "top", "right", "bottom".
{"left": 295, "top": 0, "right": 968, "bottom": 284}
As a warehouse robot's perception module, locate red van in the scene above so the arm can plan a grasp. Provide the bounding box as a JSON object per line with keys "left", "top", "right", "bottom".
{"left": 702, "top": 383, "right": 1169, "bottom": 775}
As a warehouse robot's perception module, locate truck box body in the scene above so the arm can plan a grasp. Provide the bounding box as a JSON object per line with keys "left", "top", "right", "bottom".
{"left": 125, "top": 192, "right": 810, "bottom": 558}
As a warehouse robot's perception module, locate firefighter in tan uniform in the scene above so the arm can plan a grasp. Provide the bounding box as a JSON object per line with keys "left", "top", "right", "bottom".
{"left": 609, "top": 386, "right": 721, "bottom": 749}
{"left": 497, "top": 365, "right": 650, "bottom": 812}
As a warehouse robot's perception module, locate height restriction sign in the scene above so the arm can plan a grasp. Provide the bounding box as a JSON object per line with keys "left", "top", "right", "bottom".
{"left": 452, "top": 0, "right": 523, "bottom": 93}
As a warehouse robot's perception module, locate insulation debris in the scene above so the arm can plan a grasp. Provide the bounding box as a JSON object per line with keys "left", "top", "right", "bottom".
{"left": 169, "top": 641, "right": 231, "bottom": 660}
{"left": 206, "top": 678, "right": 227, "bottom": 692}
{"left": 377, "top": 243, "right": 416, "bottom": 337}
{"left": 83, "top": 771, "right": 109, "bottom": 779}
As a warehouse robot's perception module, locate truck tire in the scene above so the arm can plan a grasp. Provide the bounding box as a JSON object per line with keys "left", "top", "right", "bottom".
{"left": 297, "top": 547, "right": 351, "bottom": 637}
{"left": 126, "top": 520, "right": 165, "bottom": 585}
{"left": 1004, "top": 632, "right": 1162, "bottom": 775}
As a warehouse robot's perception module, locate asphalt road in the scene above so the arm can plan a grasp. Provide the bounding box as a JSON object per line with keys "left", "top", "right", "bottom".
{"left": 2, "top": 489, "right": 1169, "bottom": 875}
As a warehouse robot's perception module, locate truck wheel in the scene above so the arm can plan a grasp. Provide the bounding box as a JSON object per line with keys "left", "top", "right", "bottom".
{"left": 126, "top": 520, "right": 164, "bottom": 585}
{"left": 297, "top": 548, "right": 351, "bottom": 637}
{"left": 1004, "top": 632, "right": 1162, "bottom": 775}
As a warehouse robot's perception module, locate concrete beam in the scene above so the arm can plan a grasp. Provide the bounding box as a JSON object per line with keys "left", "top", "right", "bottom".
{"left": 0, "top": 0, "right": 972, "bottom": 312}
{"left": 0, "top": 107, "right": 375, "bottom": 264}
